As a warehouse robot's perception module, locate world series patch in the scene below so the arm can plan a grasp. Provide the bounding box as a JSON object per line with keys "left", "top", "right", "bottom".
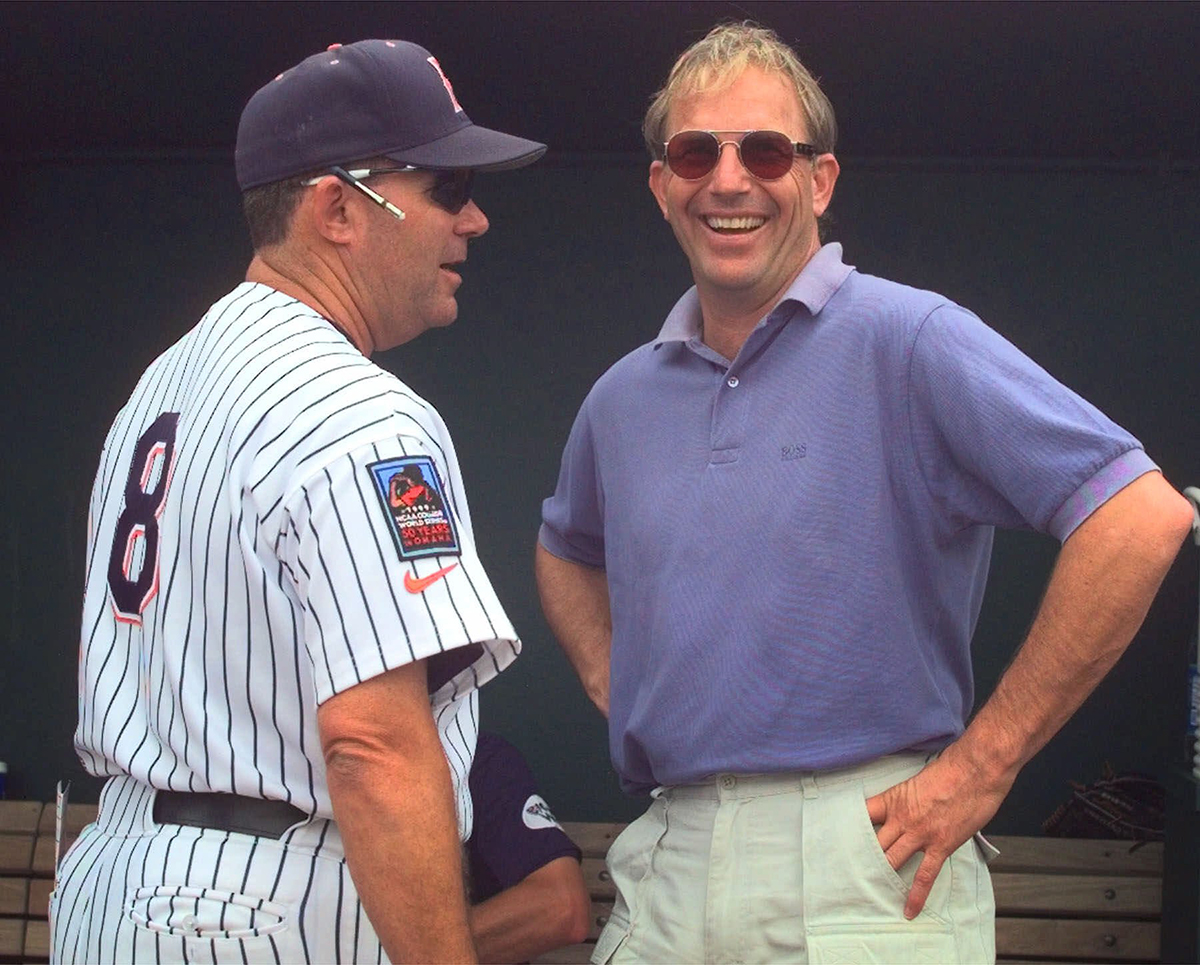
{"left": 366, "top": 456, "right": 461, "bottom": 561}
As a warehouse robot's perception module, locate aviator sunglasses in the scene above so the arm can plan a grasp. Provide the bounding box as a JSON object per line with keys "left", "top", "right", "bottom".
{"left": 303, "top": 165, "right": 475, "bottom": 222}
{"left": 663, "top": 130, "right": 819, "bottom": 181}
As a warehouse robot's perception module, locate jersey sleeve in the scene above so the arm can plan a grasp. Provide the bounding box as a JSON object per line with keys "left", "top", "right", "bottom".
{"left": 466, "top": 732, "right": 582, "bottom": 904}
{"left": 280, "top": 434, "right": 519, "bottom": 705}
{"left": 906, "top": 305, "right": 1157, "bottom": 541}
{"left": 539, "top": 398, "right": 607, "bottom": 567}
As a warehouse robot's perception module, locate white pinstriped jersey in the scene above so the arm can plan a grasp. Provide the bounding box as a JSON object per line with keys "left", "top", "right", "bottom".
{"left": 74, "top": 281, "right": 520, "bottom": 837}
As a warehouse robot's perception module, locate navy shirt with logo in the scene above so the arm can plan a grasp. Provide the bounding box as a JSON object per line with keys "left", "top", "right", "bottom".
{"left": 467, "top": 731, "right": 582, "bottom": 903}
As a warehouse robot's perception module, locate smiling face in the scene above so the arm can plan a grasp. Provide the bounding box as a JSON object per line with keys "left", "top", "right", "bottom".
{"left": 649, "top": 67, "right": 838, "bottom": 324}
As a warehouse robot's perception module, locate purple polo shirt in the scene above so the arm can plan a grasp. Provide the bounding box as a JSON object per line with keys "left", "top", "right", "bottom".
{"left": 540, "top": 243, "right": 1156, "bottom": 794}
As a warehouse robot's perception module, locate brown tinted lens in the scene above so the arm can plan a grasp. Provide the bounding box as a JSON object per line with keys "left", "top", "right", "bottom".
{"left": 666, "top": 131, "right": 719, "bottom": 179}
{"left": 740, "top": 131, "right": 796, "bottom": 179}
{"left": 430, "top": 170, "right": 473, "bottom": 213}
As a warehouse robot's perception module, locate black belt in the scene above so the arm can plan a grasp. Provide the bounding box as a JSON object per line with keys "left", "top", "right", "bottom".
{"left": 153, "top": 791, "right": 306, "bottom": 839}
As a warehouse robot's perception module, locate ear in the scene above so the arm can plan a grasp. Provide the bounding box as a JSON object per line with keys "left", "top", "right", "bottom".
{"left": 648, "top": 160, "right": 670, "bottom": 221}
{"left": 810, "top": 153, "right": 840, "bottom": 218}
{"left": 302, "top": 175, "right": 359, "bottom": 245}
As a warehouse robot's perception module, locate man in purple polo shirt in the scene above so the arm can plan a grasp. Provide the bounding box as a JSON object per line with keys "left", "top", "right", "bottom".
{"left": 536, "top": 22, "right": 1193, "bottom": 964}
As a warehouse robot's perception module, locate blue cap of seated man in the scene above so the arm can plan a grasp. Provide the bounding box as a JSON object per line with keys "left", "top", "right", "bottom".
{"left": 236, "top": 39, "right": 547, "bottom": 190}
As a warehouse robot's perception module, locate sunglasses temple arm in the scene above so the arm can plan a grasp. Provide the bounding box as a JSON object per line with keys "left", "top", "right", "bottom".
{"left": 331, "top": 165, "right": 406, "bottom": 222}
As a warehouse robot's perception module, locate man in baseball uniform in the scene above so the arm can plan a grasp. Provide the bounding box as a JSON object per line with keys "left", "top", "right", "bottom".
{"left": 52, "top": 39, "right": 544, "bottom": 964}
{"left": 536, "top": 22, "right": 1193, "bottom": 964}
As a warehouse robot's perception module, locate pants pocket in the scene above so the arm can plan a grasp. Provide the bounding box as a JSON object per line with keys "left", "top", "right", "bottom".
{"left": 850, "top": 790, "right": 952, "bottom": 924}
{"left": 803, "top": 781, "right": 957, "bottom": 963}
{"left": 806, "top": 787, "right": 952, "bottom": 927}
{"left": 604, "top": 800, "right": 667, "bottom": 932}
{"left": 803, "top": 774, "right": 996, "bottom": 965}
{"left": 126, "top": 885, "right": 288, "bottom": 939}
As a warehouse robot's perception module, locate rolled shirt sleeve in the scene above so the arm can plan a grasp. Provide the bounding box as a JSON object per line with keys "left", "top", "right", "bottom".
{"left": 906, "top": 304, "right": 1157, "bottom": 542}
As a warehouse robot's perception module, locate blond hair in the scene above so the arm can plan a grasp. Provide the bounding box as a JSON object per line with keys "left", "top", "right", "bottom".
{"left": 643, "top": 22, "right": 837, "bottom": 158}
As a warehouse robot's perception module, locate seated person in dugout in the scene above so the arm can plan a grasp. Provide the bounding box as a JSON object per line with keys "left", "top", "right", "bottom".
{"left": 467, "top": 731, "right": 590, "bottom": 963}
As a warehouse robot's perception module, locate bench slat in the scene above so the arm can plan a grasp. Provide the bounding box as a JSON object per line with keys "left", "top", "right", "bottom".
{"left": 31, "top": 837, "right": 56, "bottom": 877}
{"left": 0, "top": 802, "right": 43, "bottom": 836}
{"left": 996, "top": 961, "right": 1083, "bottom": 965}
{"left": 28, "top": 878, "right": 52, "bottom": 919}
{"left": 23, "top": 919, "right": 49, "bottom": 959}
{"left": 0, "top": 836, "right": 33, "bottom": 875}
{"left": 994, "top": 872, "right": 1160, "bottom": 918}
{"left": 580, "top": 858, "right": 611, "bottom": 897}
{"left": 0, "top": 919, "right": 25, "bottom": 958}
{"left": 587, "top": 901, "right": 613, "bottom": 941}
{"left": 990, "top": 837, "right": 1162, "bottom": 877}
{"left": 561, "top": 822, "right": 624, "bottom": 858}
{"left": 0, "top": 876, "right": 30, "bottom": 916}
{"left": 36, "top": 804, "right": 97, "bottom": 836}
{"left": 995, "top": 917, "right": 1159, "bottom": 960}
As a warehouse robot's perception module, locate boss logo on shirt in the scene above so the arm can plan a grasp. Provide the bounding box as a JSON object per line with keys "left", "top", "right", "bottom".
{"left": 781, "top": 443, "right": 807, "bottom": 460}
{"left": 367, "top": 456, "right": 462, "bottom": 561}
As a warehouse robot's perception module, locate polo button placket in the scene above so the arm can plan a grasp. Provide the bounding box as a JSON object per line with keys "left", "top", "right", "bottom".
{"left": 709, "top": 365, "right": 749, "bottom": 463}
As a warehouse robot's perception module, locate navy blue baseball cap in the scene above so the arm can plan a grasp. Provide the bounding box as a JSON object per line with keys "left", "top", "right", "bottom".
{"left": 236, "top": 40, "right": 547, "bottom": 190}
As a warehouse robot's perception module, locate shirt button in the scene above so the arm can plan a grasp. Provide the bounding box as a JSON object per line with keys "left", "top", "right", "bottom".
{"left": 726, "top": 376, "right": 739, "bottom": 388}
{"left": 720, "top": 775, "right": 736, "bottom": 790}
{"left": 180, "top": 914, "right": 199, "bottom": 931}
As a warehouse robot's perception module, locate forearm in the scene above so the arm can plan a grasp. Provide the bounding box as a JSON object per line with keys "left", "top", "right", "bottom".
{"left": 329, "top": 740, "right": 474, "bottom": 962}
{"left": 867, "top": 472, "right": 1193, "bottom": 918}
{"left": 469, "top": 857, "right": 591, "bottom": 964}
{"left": 535, "top": 541, "right": 612, "bottom": 716}
{"left": 955, "top": 471, "right": 1193, "bottom": 783}
{"left": 322, "top": 668, "right": 476, "bottom": 963}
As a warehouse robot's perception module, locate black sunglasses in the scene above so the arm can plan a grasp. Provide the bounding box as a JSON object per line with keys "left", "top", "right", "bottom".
{"left": 306, "top": 166, "right": 476, "bottom": 221}
{"left": 663, "top": 130, "right": 819, "bottom": 181}
{"left": 424, "top": 168, "right": 475, "bottom": 214}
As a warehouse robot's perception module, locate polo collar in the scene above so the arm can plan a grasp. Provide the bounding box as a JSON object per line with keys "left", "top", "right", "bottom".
{"left": 654, "top": 242, "right": 855, "bottom": 347}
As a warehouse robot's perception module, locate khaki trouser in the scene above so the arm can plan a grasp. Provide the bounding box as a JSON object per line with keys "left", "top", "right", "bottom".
{"left": 594, "top": 754, "right": 995, "bottom": 964}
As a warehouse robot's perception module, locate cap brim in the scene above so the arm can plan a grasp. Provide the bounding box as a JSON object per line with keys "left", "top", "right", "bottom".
{"left": 384, "top": 122, "right": 547, "bottom": 172}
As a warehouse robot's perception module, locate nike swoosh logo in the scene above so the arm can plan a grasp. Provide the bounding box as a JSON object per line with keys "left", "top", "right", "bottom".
{"left": 404, "top": 562, "right": 459, "bottom": 594}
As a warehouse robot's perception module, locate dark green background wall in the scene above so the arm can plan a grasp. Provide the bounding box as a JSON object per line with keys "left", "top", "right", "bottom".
{"left": 1, "top": 1, "right": 1198, "bottom": 835}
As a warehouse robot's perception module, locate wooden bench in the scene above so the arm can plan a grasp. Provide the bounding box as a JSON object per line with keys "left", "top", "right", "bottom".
{"left": 1, "top": 805, "right": 1165, "bottom": 963}
{"left": 535, "top": 822, "right": 1164, "bottom": 964}
{"left": 0, "top": 801, "right": 97, "bottom": 965}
